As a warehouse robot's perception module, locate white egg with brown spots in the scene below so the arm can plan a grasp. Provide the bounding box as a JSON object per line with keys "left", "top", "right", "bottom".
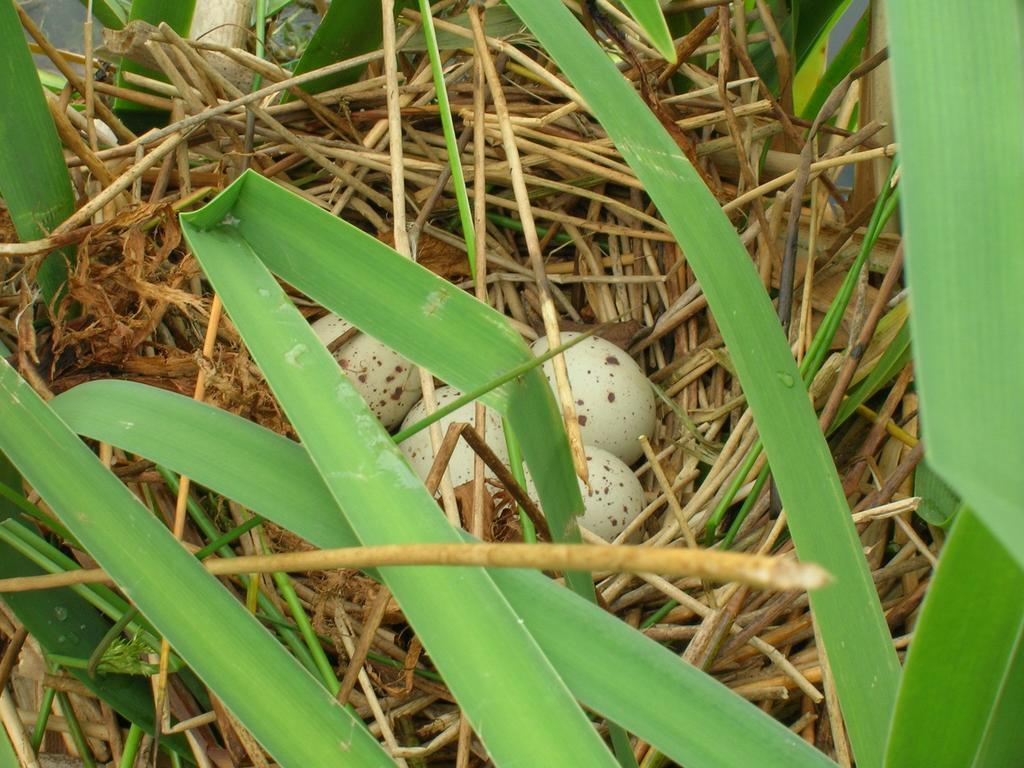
{"left": 399, "top": 386, "right": 507, "bottom": 488}
{"left": 312, "top": 313, "right": 421, "bottom": 429}
{"left": 531, "top": 332, "right": 656, "bottom": 464}
{"left": 526, "top": 446, "right": 645, "bottom": 541}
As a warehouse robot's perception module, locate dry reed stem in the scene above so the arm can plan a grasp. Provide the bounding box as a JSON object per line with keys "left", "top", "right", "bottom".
{"left": 0, "top": 542, "right": 829, "bottom": 594}
{"left": 725, "top": 144, "right": 898, "bottom": 213}
{"left": 53, "top": 132, "right": 189, "bottom": 234}
{"left": 470, "top": 5, "right": 589, "bottom": 485}
{"left": 15, "top": 3, "right": 135, "bottom": 144}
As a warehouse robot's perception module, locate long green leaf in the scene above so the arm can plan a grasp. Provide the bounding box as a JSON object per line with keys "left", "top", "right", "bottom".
{"left": 179, "top": 203, "right": 619, "bottom": 768}
{"left": 51, "top": 380, "right": 835, "bottom": 768}
{"left": 0, "top": 457, "right": 186, "bottom": 756}
{"left": 884, "top": 4, "right": 1024, "bottom": 762}
{"left": 503, "top": 1, "right": 900, "bottom": 764}
{"left": 885, "top": 510, "right": 1024, "bottom": 767}
{"left": 887, "top": 0, "right": 1024, "bottom": 565}
{"left": 182, "top": 171, "right": 590, "bottom": 580}
{"left": 0, "top": 7, "right": 156, "bottom": 740}
{"left": 750, "top": 0, "right": 849, "bottom": 99}
{"left": 0, "top": 360, "right": 394, "bottom": 768}
{"left": 280, "top": 0, "right": 381, "bottom": 101}
{"left": 0, "top": 0, "right": 75, "bottom": 302}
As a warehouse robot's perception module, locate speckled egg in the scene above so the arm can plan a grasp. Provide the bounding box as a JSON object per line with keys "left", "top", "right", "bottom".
{"left": 312, "top": 313, "right": 421, "bottom": 429}
{"left": 399, "top": 386, "right": 508, "bottom": 488}
{"left": 527, "top": 446, "right": 646, "bottom": 541}
{"left": 531, "top": 332, "right": 656, "bottom": 464}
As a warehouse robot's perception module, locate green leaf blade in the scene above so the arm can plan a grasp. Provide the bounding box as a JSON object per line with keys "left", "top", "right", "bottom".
{"left": 502, "top": 2, "right": 900, "bottom": 764}
{"left": 186, "top": 171, "right": 590, "bottom": 588}
{"left": 80, "top": 0, "right": 128, "bottom": 29}
{"left": 885, "top": 511, "right": 1024, "bottom": 767}
{"left": 179, "top": 205, "right": 620, "bottom": 768}
{"left": 887, "top": 0, "right": 1024, "bottom": 567}
{"left": 800, "top": 9, "right": 868, "bottom": 120}
{"left": 0, "top": 1, "right": 75, "bottom": 301}
{"left": 282, "top": 0, "right": 382, "bottom": 100}
{"left": 793, "top": 0, "right": 852, "bottom": 72}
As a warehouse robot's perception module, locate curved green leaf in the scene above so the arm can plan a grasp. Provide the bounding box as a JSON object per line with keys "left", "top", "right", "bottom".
{"left": 0, "top": 360, "right": 393, "bottom": 767}
{"left": 502, "top": 1, "right": 900, "bottom": 764}
{"left": 78, "top": 0, "right": 129, "bottom": 29}
{"left": 887, "top": 0, "right": 1024, "bottom": 567}
{"left": 800, "top": 9, "right": 868, "bottom": 120}
{"left": 914, "top": 462, "right": 960, "bottom": 529}
{"left": 183, "top": 171, "right": 590, "bottom": 580}
{"left": 179, "top": 200, "right": 619, "bottom": 768}
{"left": 885, "top": 511, "right": 1024, "bottom": 767}
{"left": 52, "top": 380, "right": 835, "bottom": 768}
{"left": 0, "top": 0, "right": 75, "bottom": 301}
{"left": 793, "top": 0, "right": 852, "bottom": 73}
{"left": 281, "top": 0, "right": 382, "bottom": 101}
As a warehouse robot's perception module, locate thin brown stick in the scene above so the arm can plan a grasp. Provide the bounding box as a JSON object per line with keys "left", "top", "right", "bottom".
{"left": 423, "top": 422, "right": 466, "bottom": 496}
{"left": 819, "top": 242, "right": 906, "bottom": 431}
{"left": 656, "top": 12, "right": 719, "bottom": 87}
{"left": 0, "top": 626, "right": 28, "bottom": 694}
{"left": 336, "top": 587, "right": 392, "bottom": 707}
{"left": 44, "top": 92, "right": 116, "bottom": 187}
{"left": 15, "top": 3, "right": 135, "bottom": 144}
{"left": 777, "top": 47, "right": 892, "bottom": 331}
{"left": 153, "top": 292, "right": 224, "bottom": 735}
{"left": 842, "top": 363, "right": 914, "bottom": 495}
{"left": 813, "top": 615, "right": 852, "bottom": 767}
{"left": 724, "top": 144, "right": 898, "bottom": 214}
{"left": 157, "top": 26, "right": 388, "bottom": 208}
{"left": 459, "top": 424, "right": 551, "bottom": 540}
{"left": 854, "top": 441, "right": 925, "bottom": 515}
{"left": 53, "top": 131, "right": 191, "bottom": 234}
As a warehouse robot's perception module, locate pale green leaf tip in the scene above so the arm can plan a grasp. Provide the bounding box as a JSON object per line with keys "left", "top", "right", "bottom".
{"left": 179, "top": 169, "right": 253, "bottom": 229}
{"left": 621, "top": 1, "right": 676, "bottom": 63}
{"left": 655, "top": 40, "right": 676, "bottom": 63}
{"left": 653, "top": 28, "right": 677, "bottom": 63}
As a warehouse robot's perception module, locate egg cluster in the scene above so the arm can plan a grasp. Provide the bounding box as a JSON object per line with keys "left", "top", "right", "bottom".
{"left": 529, "top": 332, "right": 654, "bottom": 539}
{"left": 316, "top": 317, "right": 654, "bottom": 541}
